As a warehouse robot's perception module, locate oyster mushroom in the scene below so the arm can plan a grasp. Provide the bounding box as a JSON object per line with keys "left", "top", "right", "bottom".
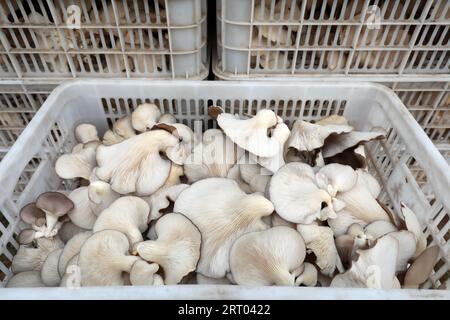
{"left": 229, "top": 226, "right": 306, "bottom": 286}
{"left": 322, "top": 131, "right": 385, "bottom": 159}
{"left": 400, "top": 203, "right": 427, "bottom": 257}
{"left": 11, "top": 237, "right": 64, "bottom": 273}
{"left": 96, "top": 129, "right": 182, "bottom": 195}
{"left": 143, "top": 184, "right": 189, "bottom": 222}
{"left": 58, "top": 231, "right": 93, "bottom": 277}
{"left": 129, "top": 260, "right": 161, "bottom": 286}
{"left": 6, "top": 271, "right": 45, "bottom": 288}
{"left": 102, "top": 116, "right": 136, "bottom": 146}
{"left": 93, "top": 197, "right": 150, "bottom": 252}
{"left": 41, "top": 248, "right": 63, "bottom": 286}
{"left": 174, "top": 178, "right": 273, "bottom": 278}
{"left": 75, "top": 123, "right": 99, "bottom": 144}
{"left": 78, "top": 230, "right": 139, "bottom": 286}
{"left": 35, "top": 192, "right": 74, "bottom": 236}
{"left": 131, "top": 103, "right": 162, "bottom": 132}
{"left": 295, "top": 262, "right": 318, "bottom": 287}
{"left": 404, "top": 246, "right": 440, "bottom": 289}
{"left": 136, "top": 213, "right": 201, "bottom": 284}
{"left": 55, "top": 141, "right": 99, "bottom": 180}
{"left": 217, "top": 109, "right": 289, "bottom": 158}
{"left": 297, "top": 224, "right": 344, "bottom": 276}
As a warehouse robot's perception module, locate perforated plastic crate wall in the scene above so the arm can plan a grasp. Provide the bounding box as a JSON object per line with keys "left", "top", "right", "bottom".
{"left": 0, "top": 0, "right": 208, "bottom": 80}
{"left": 0, "top": 80, "right": 449, "bottom": 298}
{"left": 214, "top": 0, "right": 449, "bottom": 78}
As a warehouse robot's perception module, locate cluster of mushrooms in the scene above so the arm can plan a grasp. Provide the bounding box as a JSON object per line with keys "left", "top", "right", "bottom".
{"left": 250, "top": 0, "right": 441, "bottom": 70}
{"left": 2, "top": 0, "right": 168, "bottom": 73}
{"left": 6, "top": 102, "right": 446, "bottom": 290}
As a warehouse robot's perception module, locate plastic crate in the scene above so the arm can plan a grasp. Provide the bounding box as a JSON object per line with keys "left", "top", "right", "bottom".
{"left": 0, "top": 82, "right": 56, "bottom": 152}
{"left": 0, "top": 0, "right": 208, "bottom": 79}
{"left": 214, "top": 0, "right": 449, "bottom": 78}
{"left": 0, "top": 80, "right": 449, "bottom": 299}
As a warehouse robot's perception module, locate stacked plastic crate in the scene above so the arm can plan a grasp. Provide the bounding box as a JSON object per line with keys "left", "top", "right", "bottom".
{"left": 0, "top": 0, "right": 208, "bottom": 160}
{"left": 214, "top": 0, "right": 449, "bottom": 155}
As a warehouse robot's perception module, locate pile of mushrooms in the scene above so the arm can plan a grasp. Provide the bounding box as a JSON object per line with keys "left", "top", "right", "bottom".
{"left": 7, "top": 103, "right": 444, "bottom": 290}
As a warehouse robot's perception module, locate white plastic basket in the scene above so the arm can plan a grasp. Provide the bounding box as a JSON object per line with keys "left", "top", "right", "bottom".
{"left": 0, "top": 80, "right": 449, "bottom": 299}
{"left": 214, "top": 0, "right": 449, "bottom": 78}
{"left": 0, "top": 0, "right": 208, "bottom": 79}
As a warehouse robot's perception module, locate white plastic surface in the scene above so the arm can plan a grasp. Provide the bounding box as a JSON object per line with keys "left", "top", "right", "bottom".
{"left": 0, "top": 0, "right": 208, "bottom": 80}
{"left": 0, "top": 80, "right": 449, "bottom": 299}
{"left": 214, "top": 0, "right": 449, "bottom": 78}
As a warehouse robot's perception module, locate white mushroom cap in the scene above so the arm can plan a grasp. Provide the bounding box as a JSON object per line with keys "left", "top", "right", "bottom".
{"left": 96, "top": 130, "right": 180, "bottom": 195}
{"left": 78, "top": 230, "right": 139, "bottom": 286}
{"left": 269, "top": 162, "right": 333, "bottom": 224}
{"left": 184, "top": 129, "right": 243, "bottom": 183}
{"left": 331, "top": 236, "right": 399, "bottom": 289}
{"left": 295, "top": 262, "right": 318, "bottom": 287}
{"left": 226, "top": 163, "right": 253, "bottom": 194}
{"left": 12, "top": 237, "right": 64, "bottom": 273}
{"left": 129, "top": 260, "right": 160, "bottom": 286}
{"left": 6, "top": 271, "right": 45, "bottom": 288}
{"left": 271, "top": 212, "right": 296, "bottom": 229}
{"left": 315, "top": 163, "right": 358, "bottom": 197}
{"left": 400, "top": 202, "right": 427, "bottom": 257}
{"left": 174, "top": 178, "right": 273, "bottom": 278}
{"left": 131, "top": 103, "right": 162, "bottom": 132}
{"left": 58, "top": 231, "right": 93, "bottom": 277}
{"left": 137, "top": 213, "right": 201, "bottom": 284}
{"left": 383, "top": 231, "right": 416, "bottom": 272}
{"left": 55, "top": 141, "right": 99, "bottom": 180}
{"left": 287, "top": 120, "right": 353, "bottom": 153}
{"left": 67, "top": 186, "right": 98, "bottom": 229}
{"left": 217, "top": 109, "right": 288, "bottom": 158}
{"left": 59, "top": 254, "right": 80, "bottom": 288}
{"left": 364, "top": 220, "right": 398, "bottom": 240}
{"left": 88, "top": 181, "right": 120, "bottom": 216}
{"left": 75, "top": 123, "right": 99, "bottom": 144}
{"left": 159, "top": 113, "right": 177, "bottom": 124}
{"left": 239, "top": 155, "right": 272, "bottom": 194}
{"left": 229, "top": 226, "right": 306, "bottom": 286}
{"left": 102, "top": 116, "right": 136, "bottom": 146}
{"left": 143, "top": 184, "right": 189, "bottom": 222}
{"left": 93, "top": 197, "right": 150, "bottom": 252}
{"left": 327, "top": 209, "right": 367, "bottom": 237}
{"left": 41, "top": 248, "right": 63, "bottom": 286}
{"left": 297, "top": 224, "right": 344, "bottom": 276}
{"left": 316, "top": 115, "right": 349, "bottom": 126}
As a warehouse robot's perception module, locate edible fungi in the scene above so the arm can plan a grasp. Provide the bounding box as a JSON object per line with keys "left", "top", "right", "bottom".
{"left": 322, "top": 131, "right": 385, "bottom": 159}
{"left": 131, "top": 103, "right": 162, "bottom": 132}
{"left": 41, "top": 248, "right": 63, "bottom": 286}
{"left": 58, "top": 231, "right": 93, "bottom": 277}
{"left": 129, "top": 260, "right": 160, "bottom": 286}
{"left": 36, "top": 192, "right": 74, "bottom": 235}
{"left": 174, "top": 178, "right": 273, "bottom": 278}
{"left": 159, "top": 113, "right": 177, "bottom": 124}
{"left": 102, "top": 116, "right": 136, "bottom": 146}
{"left": 364, "top": 220, "right": 398, "bottom": 240}
{"left": 143, "top": 184, "right": 189, "bottom": 222}
{"left": 269, "top": 162, "right": 334, "bottom": 224}
{"left": 331, "top": 236, "right": 399, "bottom": 289}
{"left": 217, "top": 109, "right": 289, "bottom": 158}
{"left": 295, "top": 262, "right": 318, "bottom": 287}
{"left": 96, "top": 129, "right": 181, "bottom": 195}
{"left": 78, "top": 230, "right": 139, "bottom": 286}
{"left": 58, "top": 221, "right": 88, "bottom": 243}
{"left": 383, "top": 231, "right": 416, "bottom": 272}
{"left": 229, "top": 226, "right": 306, "bottom": 286}
{"left": 404, "top": 246, "right": 440, "bottom": 289}
{"left": 137, "top": 213, "right": 201, "bottom": 284}
{"left": 6, "top": 271, "right": 45, "bottom": 288}
{"left": 297, "top": 224, "right": 343, "bottom": 276}
{"left": 196, "top": 274, "right": 232, "bottom": 285}
{"left": 93, "top": 197, "right": 149, "bottom": 252}
{"left": 75, "top": 123, "right": 99, "bottom": 144}
{"left": 12, "top": 237, "right": 64, "bottom": 273}
{"left": 239, "top": 155, "right": 272, "bottom": 194}
{"left": 55, "top": 141, "right": 99, "bottom": 180}
{"left": 400, "top": 203, "right": 427, "bottom": 257}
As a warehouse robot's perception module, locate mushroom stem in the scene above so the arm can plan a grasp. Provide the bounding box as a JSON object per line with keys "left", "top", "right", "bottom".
{"left": 113, "top": 255, "right": 139, "bottom": 273}
{"left": 42, "top": 212, "right": 59, "bottom": 235}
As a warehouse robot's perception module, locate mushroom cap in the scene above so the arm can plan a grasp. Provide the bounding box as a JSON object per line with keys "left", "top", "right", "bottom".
{"left": 58, "top": 221, "right": 88, "bottom": 243}
{"left": 78, "top": 230, "right": 139, "bottom": 286}
{"left": 93, "top": 196, "right": 149, "bottom": 251}
{"left": 229, "top": 226, "right": 306, "bottom": 286}
{"left": 331, "top": 235, "right": 399, "bottom": 289}
{"left": 384, "top": 231, "right": 416, "bottom": 272}
{"left": 295, "top": 262, "right": 318, "bottom": 287}
{"left": 315, "top": 163, "right": 358, "bottom": 196}
{"left": 6, "top": 271, "right": 45, "bottom": 288}
{"left": 41, "top": 248, "right": 63, "bottom": 286}
{"left": 174, "top": 178, "right": 273, "bottom": 278}
{"left": 404, "top": 246, "right": 440, "bottom": 289}
{"left": 269, "top": 162, "right": 332, "bottom": 224}
{"left": 88, "top": 181, "right": 120, "bottom": 216}
{"left": 400, "top": 202, "right": 427, "bottom": 257}
{"left": 144, "top": 184, "right": 189, "bottom": 222}
{"left": 58, "top": 231, "right": 93, "bottom": 277}
{"left": 75, "top": 123, "right": 99, "bottom": 144}
{"left": 18, "top": 229, "right": 40, "bottom": 245}
{"left": 59, "top": 254, "right": 80, "bottom": 288}
{"left": 112, "top": 116, "right": 136, "bottom": 139}
{"left": 67, "top": 187, "right": 98, "bottom": 229}
{"left": 55, "top": 142, "right": 98, "bottom": 180}
{"left": 297, "top": 224, "right": 343, "bottom": 276}
{"left": 20, "top": 203, "right": 45, "bottom": 225}
{"left": 96, "top": 129, "right": 179, "bottom": 195}
{"left": 287, "top": 120, "right": 353, "bottom": 153}
{"left": 364, "top": 220, "right": 398, "bottom": 240}
{"left": 129, "top": 260, "right": 160, "bottom": 286}
{"left": 217, "top": 109, "right": 287, "bottom": 158}
{"left": 12, "top": 237, "right": 64, "bottom": 273}
{"left": 36, "top": 192, "right": 74, "bottom": 218}
{"left": 137, "top": 213, "right": 201, "bottom": 284}
{"left": 159, "top": 113, "right": 177, "bottom": 124}
{"left": 322, "top": 131, "right": 385, "bottom": 158}
{"left": 131, "top": 103, "right": 162, "bottom": 132}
